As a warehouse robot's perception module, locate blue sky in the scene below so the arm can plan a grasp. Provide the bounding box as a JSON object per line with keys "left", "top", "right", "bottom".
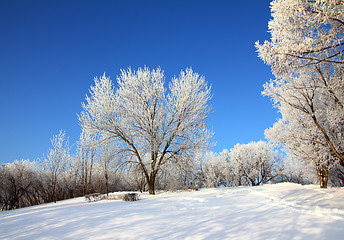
{"left": 0, "top": 0, "right": 278, "bottom": 164}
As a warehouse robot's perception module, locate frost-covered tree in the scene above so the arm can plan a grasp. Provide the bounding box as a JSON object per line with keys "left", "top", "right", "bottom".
{"left": 157, "top": 154, "right": 197, "bottom": 190}
{"left": 43, "top": 131, "right": 70, "bottom": 202}
{"left": 265, "top": 114, "right": 340, "bottom": 188}
{"left": 262, "top": 64, "right": 344, "bottom": 170}
{"left": 121, "top": 163, "right": 147, "bottom": 192}
{"left": 257, "top": 0, "right": 344, "bottom": 163}
{"left": 229, "top": 141, "right": 281, "bottom": 186}
{"left": 256, "top": 0, "right": 344, "bottom": 187}
{"left": 256, "top": 0, "right": 344, "bottom": 75}
{"left": 278, "top": 156, "right": 311, "bottom": 185}
{"left": 76, "top": 130, "right": 97, "bottom": 195}
{"left": 79, "top": 67, "right": 212, "bottom": 194}
{"left": 198, "top": 150, "right": 232, "bottom": 188}
{"left": 97, "top": 142, "right": 118, "bottom": 195}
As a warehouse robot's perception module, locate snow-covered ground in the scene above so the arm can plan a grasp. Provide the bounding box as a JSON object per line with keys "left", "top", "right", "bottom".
{"left": 1, "top": 183, "right": 344, "bottom": 240}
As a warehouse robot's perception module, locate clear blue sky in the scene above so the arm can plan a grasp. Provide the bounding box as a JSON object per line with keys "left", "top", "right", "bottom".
{"left": 0, "top": 0, "right": 278, "bottom": 164}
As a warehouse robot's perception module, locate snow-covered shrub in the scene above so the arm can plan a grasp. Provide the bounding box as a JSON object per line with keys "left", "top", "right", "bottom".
{"left": 180, "top": 186, "right": 199, "bottom": 192}
{"left": 85, "top": 193, "right": 101, "bottom": 202}
{"left": 103, "top": 193, "right": 140, "bottom": 201}
{"left": 123, "top": 193, "right": 140, "bottom": 201}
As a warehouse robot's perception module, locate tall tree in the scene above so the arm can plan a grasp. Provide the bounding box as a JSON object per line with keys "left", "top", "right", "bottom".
{"left": 256, "top": 0, "right": 344, "bottom": 181}
{"left": 265, "top": 116, "right": 338, "bottom": 188}
{"left": 97, "top": 142, "right": 117, "bottom": 196}
{"left": 43, "top": 131, "right": 70, "bottom": 202}
{"left": 76, "top": 130, "right": 97, "bottom": 195}
{"left": 79, "top": 67, "right": 212, "bottom": 194}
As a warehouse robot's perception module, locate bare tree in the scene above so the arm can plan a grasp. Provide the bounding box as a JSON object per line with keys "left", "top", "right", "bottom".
{"left": 0, "top": 160, "right": 42, "bottom": 210}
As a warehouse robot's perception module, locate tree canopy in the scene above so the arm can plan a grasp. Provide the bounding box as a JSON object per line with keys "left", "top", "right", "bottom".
{"left": 79, "top": 67, "right": 212, "bottom": 194}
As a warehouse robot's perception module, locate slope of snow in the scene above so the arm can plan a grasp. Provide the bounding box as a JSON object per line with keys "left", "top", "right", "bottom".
{"left": 1, "top": 183, "right": 344, "bottom": 240}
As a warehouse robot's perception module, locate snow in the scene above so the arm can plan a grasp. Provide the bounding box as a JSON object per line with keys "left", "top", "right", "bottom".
{"left": 1, "top": 183, "right": 344, "bottom": 239}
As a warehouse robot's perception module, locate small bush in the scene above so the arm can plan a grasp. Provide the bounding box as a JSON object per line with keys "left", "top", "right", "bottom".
{"left": 181, "top": 185, "right": 199, "bottom": 192}
{"left": 123, "top": 193, "right": 140, "bottom": 201}
{"left": 103, "top": 192, "right": 140, "bottom": 201}
{"left": 85, "top": 193, "right": 101, "bottom": 202}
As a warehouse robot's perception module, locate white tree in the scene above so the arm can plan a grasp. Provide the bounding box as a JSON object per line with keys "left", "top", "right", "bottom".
{"left": 43, "top": 130, "right": 70, "bottom": 202}
{"left": 198, "top": 150, "right": 232, "bottom": 188}
{"left": 97, "top": 142, "right": 118, "bottom": 195}
{"left": 278, "top": 156, "right": 312, "bottom": 185}
{"left": 261, "top": 64, "right": 344, "bottom": 166}
{"left": 256, "top": 0, "right": 344, "bottom": 75}
{"left": 256, "top": 0, "right": 344, "bottom": 187}
{"left": 76, "top": 129, "right": 97, "bottom": 195}
{"left": 265, "top": 113, "right": 340, "bottom": 188}
{"left": 79, "top": 67, "right": 212, "bottom": 194}
{"left": 156, "top": 153, "right": 197, "bottom": 191}
{"left": 229, "top": 141, "right": 281, "bottom": 186}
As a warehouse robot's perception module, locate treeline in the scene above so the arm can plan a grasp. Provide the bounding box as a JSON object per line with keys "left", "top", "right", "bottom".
{"left": 2, "top": 136, "right": 343, "bottom": 211}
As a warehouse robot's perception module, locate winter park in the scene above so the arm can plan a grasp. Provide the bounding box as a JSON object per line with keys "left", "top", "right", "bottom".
{"left": 1, "top": 0, "right": 344, "bottom": 239}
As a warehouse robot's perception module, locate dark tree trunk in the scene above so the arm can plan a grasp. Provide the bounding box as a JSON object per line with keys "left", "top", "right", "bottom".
{"left": 319, "top": 175, "right": 328, "bottom": 188}
{"left": 105, "top": 171, "right": 109, "bottom": 196}
{"left": 147, "top": 173, "right": 156, "bottom": 195}
{"left": 317, "top": 168, "right": 328, "bottom": 188}
{"left": 148, "top": 183, "right": 155, "bottom": 194}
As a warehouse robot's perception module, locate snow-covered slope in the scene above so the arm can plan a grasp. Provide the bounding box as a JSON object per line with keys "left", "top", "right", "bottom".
{"left": 1, "top": 183, "right": 344, "bottom": 240}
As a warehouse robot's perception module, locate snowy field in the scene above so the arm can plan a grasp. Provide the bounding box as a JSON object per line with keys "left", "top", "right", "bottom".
{"left": 1, "top": 183, "right": 344, "bottom": 240}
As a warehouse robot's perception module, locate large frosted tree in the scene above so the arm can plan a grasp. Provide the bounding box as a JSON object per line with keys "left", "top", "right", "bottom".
{"left": 256, "top": 0, "right": 344, "bottom": 185}
{"left": 256, "top": 0, "right": 344, "bottom": 75}
{"left": 79, "top": 67, "right": 212, "bottom": 194}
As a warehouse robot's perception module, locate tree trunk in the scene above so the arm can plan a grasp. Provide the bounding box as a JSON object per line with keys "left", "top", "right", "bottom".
{"left": 136, "top": 174, "right": 146, "bottom": 193}
{"left": 84, "top": 166, "right": 88, "bottom": 195}
{"left": 311, "top": 115, "right": 344, "bottom": 164}
{"left": 147, "top": 174, "right": 156, "bottom": 195}
{"left": 52, "top": 174, "right": 57, "bottom": 203}
{"left": 148, "top": 182, "right": 155, "bottom": 194}
{"left": 320, "top": 176, "right": 328, "bottom": 188}
{"left": 105, "top": 171, "right": 109, "bottom": 196}
{"left": 88, "top": 160, "right": 93, "bottom": 194}
{"left": 81, "top": 163, "right": 86, "bottom": 196}
{"left": 317, "top": 168, "right": 329, "bottom": 188}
